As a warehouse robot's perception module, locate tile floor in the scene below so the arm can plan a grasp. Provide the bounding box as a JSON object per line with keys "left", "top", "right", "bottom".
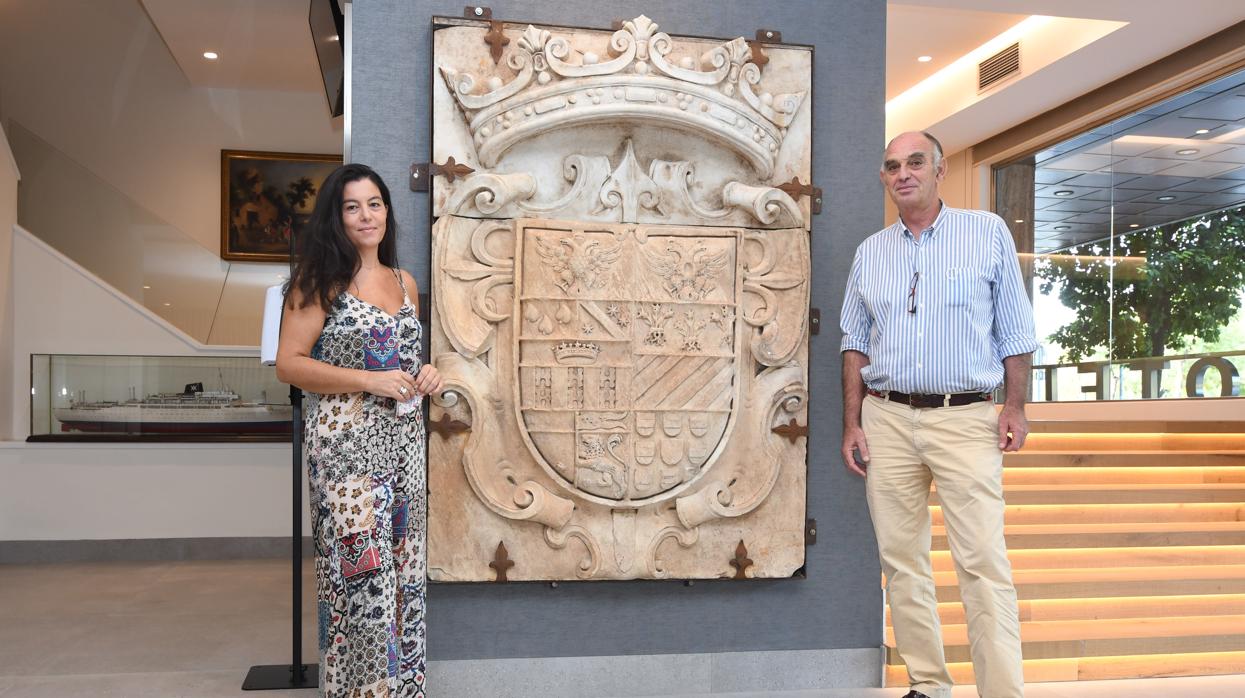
{"left": 0, "top": 560, "right": 1242, "bottom": 697}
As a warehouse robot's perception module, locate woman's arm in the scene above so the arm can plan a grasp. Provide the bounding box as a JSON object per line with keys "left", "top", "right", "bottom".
{"left": 399, "top": 270, "right": 444, "bottom": 397}
{"left": 275, "top": 289, "right": 416, "bottom": 400}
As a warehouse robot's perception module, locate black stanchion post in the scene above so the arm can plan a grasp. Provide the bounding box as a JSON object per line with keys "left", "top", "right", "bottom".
{"left": 242, "top": 385, "right": 317, "bottom": 690}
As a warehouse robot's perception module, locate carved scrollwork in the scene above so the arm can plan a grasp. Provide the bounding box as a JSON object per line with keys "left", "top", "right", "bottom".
{"left": 741, "top": 230, "right": 810, "bottom": 366}
{"left": 438, "top": 354, "right": 575, "bottom": 529}
{"left": 545, "top": 24, "right": 637, "bottom": 77}
{"left": 444, "top": 172, "right": 536, "bottom": 216}
{"left": 439, "top": 144, "right": 805, "bottom": 228}
{"left": 543, "top": 524, "right": 602, "bottom": 579}
{"left": 646, "top": 525, "right": 700, "bottom": 578}
{"left": 675, "top": 365, "right": 806, "bottom": 529}
{"left": 649, "top": 33, "right": 732, "bottom": 85}
{"left": 739, "top": 63, "right": 805, "bottom": 128}
{"left": 722, "top": 182, "right": 802, "bottom": 227}
{"left": 434, "top": 217, "right": 515, "bottom": 357}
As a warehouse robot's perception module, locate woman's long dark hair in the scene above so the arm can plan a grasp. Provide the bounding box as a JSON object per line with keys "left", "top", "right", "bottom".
{"left": 286, "top": 163, "right": 399, "bottom": 311}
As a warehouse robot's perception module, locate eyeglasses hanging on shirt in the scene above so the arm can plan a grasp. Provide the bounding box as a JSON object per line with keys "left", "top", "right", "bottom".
{"left": 908, "top": 271, "right": 920, "bottom": 314}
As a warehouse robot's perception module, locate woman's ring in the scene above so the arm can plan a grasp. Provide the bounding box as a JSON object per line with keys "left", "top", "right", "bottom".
{"left": 399, "top": 386, "right": 408, "bottom": 395}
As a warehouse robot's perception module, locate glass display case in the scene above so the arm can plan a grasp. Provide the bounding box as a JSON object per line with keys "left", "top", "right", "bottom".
{"left": 30, "top": 354, "right": 291, "bottom": 441}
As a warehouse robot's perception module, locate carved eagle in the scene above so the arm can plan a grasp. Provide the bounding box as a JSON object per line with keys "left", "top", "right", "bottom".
{"left": 532, "top": 233, "right": 622, "bottom": 294}
{"left": 643, "top": 239, "right": 730, "bottom": 301}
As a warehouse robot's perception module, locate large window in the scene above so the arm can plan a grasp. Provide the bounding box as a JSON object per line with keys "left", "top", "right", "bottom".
{"left": 996, "top": 68, "right": 1245, "bottom": 401}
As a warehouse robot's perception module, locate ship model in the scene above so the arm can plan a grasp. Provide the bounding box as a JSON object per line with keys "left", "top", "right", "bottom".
{"left": 53, "top": 382, "right": 292, "bottom": 435}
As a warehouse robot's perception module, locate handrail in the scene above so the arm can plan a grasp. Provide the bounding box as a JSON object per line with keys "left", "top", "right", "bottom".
{"left": 1033, "top": 349, "right": 1245, "bottom": 371}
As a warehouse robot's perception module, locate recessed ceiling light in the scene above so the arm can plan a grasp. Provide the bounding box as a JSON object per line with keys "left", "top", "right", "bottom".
{"left": 917, "top": 55, "right": 932, "bottom": 63}
{"left": 142, "top": 285, "right": 151, "bottom": 290}
{"left": 1129, "top": 223, "right": 1140, "bottom": 228}
{"left": 1053, "top": 190, "right": 1074, "bottom": 197}
{"left": 1157, "top": 195, "right": 1176, "bottom": 201}
{"left": 1195, "top": 129, "right": 1210, "bottom": 135}
{"left": 163, "top": 302, "right": 172, "bottom": 307}
{"left": 1176, "top": 148, "right": 1199, "bottom": 156}
{"left": 1054, "top": 225, "right": 1071, "bottom": 231}
{"left": 202, "top": 51, "right": 219, "bottom": 60}
{"left": 1014, "top": 219, "right": 1025, "bottom": 224}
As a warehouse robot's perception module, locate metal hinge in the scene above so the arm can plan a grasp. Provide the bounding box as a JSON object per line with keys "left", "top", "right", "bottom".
{"left": 778, "top": 177, "right": 823, "bottom": 214}
{"left": 805, "top": 518, "right": 817, "bottom": 546}
{"left": 809, "top": 307, "right": 821, "bottom": 335}
{"left": 410, "top": 158, "right": 476, "bottom": 192}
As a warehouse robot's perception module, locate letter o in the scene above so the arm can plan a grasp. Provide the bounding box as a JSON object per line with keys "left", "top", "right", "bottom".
{"left": 1185, "top": 357, "right": 1241, "bottom": 398}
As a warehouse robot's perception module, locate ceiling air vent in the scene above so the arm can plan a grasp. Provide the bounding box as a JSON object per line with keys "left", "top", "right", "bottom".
{"left": 978, "top": 42, "right": 1020, "bottom": 92}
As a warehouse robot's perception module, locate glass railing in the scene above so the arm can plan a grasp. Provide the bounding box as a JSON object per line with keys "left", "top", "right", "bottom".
{"left": 7, "top": 121, "right": 285, "bottom": 346}
{"left": 1001, "top": 65, "right": 1245, "bottom": 401}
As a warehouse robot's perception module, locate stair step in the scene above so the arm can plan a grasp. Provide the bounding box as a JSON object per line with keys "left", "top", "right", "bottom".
{"left": 1003, "top": 465, "right": 1245, "bottom": 484}
{"left": 931, "top": 483, "right": 1245, "bottom": 505}
{"left": 938, "top": 577, "right": 1245, "bottom": 602}
{"left": 1002, "top": 452, "right": 1245, "bottom": 469}
{"left": 1029, "top": 421, "right": 1245, "bottom": 434}
{"left": 884, "top": 649, "right": 1245, "bottom": 685}
{"left": 930, "top": 545, "right": 1245, "bottom": 572}
{"left": 1024, "top": 433, "right": 1245, "bottom": 450}
{"left": 888, "top": 628, "right": 1245, "bottom": 665}
{"left": 885, "top": 614, "right": 1245, "bottom": 649}
{"left": 887, "top": 594, "right": 1245, "bottom": 625}
{"left": 932, "top": 564, "right": 1245, "bottom": 589}
{"left": 931, "top": 502, "right": 1245, "bottom": 525}
{"left": 933, "top": 521, "right": 1245, "bottom": 549}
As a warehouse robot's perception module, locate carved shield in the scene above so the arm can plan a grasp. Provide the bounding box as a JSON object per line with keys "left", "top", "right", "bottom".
{"left": 514, "top": 220, "right": 742, "bottom": 506}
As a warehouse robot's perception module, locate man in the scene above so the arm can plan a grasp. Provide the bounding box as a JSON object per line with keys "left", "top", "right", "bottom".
{"left": 839, "top": 131, "right": 1037, "bottom": 698}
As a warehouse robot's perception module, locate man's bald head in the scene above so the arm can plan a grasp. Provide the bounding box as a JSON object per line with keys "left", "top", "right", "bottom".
{"left": 885, "top": 131, "right": 944, "bottom": 167}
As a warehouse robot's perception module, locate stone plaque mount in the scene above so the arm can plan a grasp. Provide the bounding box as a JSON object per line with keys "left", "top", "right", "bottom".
{"left": 427, "top": 14, "right": 814, "bottom": 582}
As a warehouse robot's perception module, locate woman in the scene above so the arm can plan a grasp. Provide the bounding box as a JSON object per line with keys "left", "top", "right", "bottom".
{"left": 276, "top": 163, "right": 442, "bottom": 697}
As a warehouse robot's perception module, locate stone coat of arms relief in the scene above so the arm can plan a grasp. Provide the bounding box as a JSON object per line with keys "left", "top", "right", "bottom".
{"left": 428, "top": 15, "right": 813, "bottom": 581}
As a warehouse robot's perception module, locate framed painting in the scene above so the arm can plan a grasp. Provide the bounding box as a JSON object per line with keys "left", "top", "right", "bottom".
{"left": 220, "top": 149, "right": 341, "bottom": 263}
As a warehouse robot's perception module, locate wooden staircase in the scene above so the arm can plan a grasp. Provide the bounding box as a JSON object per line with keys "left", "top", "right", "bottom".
{"left": 883, "top": 420, "right": 1245, "bottom": 686}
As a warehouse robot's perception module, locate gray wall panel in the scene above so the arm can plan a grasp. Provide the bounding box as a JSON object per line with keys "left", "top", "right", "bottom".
{"left": 352, "top": 0, "right": 886, "bottom": 661}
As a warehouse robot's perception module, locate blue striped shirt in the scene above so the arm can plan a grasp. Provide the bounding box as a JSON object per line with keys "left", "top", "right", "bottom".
{"left": 839, "top": 204, "right": 1038, "bottom": 393}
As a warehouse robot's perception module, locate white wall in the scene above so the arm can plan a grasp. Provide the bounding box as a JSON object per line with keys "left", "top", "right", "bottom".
{"left": 0, "top": 0, "right": 342, "bottom": 256}
{"left": 0, "top": 442, "right": 300, "bottom": 540}
{"left": 0, "top": 227, "right": 303, "bottom": 541}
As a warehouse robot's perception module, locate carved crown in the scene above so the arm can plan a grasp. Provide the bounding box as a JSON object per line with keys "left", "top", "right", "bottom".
{"left": 439, "top": 15, "right": 806, "bottom": 179}
{"left": 553, "top": 341, "right": 602, "bottom": 365}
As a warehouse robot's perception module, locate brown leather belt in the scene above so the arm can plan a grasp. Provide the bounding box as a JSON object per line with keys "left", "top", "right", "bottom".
{"left": 868, "top": 389, "right": 993, "bottom": 409}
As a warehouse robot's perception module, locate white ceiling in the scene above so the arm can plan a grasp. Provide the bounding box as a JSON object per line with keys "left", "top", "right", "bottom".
{"left": 141, "top": 0, "right": 324, "bottom": 92}
{"left": 890, "top": 0, "right": 1245, "bottom": 154}
{"left": 137, "top": 1, "right": 1245, "bottom": 155}
{"left": 886, "top": 4, "right": 1026, "bottom": 101}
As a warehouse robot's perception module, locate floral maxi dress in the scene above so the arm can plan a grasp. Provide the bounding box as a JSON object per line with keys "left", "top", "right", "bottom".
{"left": 306, "top": 274, "right": 426, "bottom": 697}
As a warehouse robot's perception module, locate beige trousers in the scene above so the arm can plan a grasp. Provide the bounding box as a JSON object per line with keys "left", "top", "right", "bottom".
{"left": 863, "top": 395, "right": 1024, "bottom": 698}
